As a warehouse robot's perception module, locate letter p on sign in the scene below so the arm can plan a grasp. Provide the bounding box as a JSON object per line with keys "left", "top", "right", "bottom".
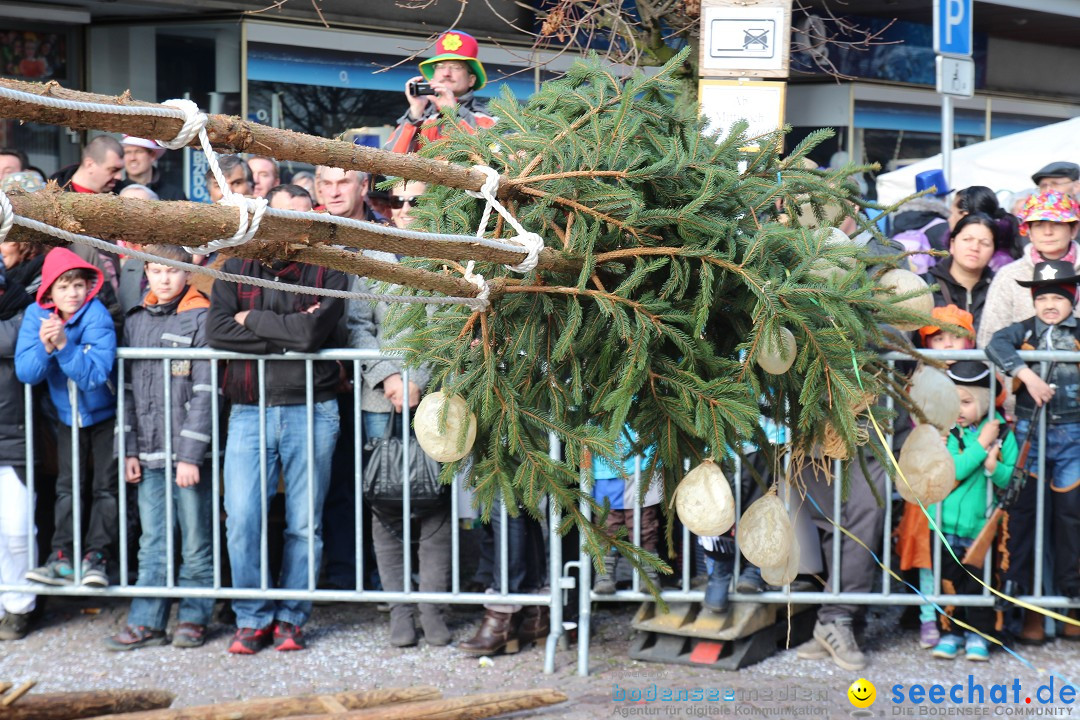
{"left": 934, "top": 0, "right": 972, "bottom": 57}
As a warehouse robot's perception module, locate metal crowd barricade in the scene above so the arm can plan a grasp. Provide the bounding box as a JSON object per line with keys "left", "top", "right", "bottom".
{"left": 5, "top": 348, "right": 564, "bottom": 674}
{"left": 8, "top": 346, "right": 1080, "bottom": 675}
{"left": 572, "top": 348, "right": 1080, "bottom": 676}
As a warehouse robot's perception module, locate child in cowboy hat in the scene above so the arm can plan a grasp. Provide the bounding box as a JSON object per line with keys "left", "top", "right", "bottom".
{"left": 985, "top": 259, "right": 1080, "bottom": 642}
{"left": 388, "top": 30, "right": 496, "bottom": 155}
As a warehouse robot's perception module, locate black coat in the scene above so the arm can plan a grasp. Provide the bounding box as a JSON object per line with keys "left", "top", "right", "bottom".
{"left": 206, "top": 258, "right": 347, "bottom": 406}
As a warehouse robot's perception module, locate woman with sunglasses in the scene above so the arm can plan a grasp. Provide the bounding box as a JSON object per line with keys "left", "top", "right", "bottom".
{"left": 389, "top": 181, "right": 427, "bottom": 229}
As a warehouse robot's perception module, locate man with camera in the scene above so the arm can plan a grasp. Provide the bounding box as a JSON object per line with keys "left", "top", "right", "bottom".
{"left": 388, "top": 30, "right": 496, "bottom": 155}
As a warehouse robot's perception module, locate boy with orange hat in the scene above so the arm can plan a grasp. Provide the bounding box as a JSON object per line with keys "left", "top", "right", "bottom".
{"left": 388, "top": 30, "right": 496, "bottom": 155}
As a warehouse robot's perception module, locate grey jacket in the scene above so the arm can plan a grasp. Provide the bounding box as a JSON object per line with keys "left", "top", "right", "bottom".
{"left": 121, "top": 287, "right": 214, "bottom": 468}
{"left": 346, "top": 251, "right": 431, "bottom": 413}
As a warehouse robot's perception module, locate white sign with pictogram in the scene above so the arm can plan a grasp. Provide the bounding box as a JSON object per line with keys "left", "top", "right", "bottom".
{"left": 699, "top": 79, "right": 787, "bottom": 140}
{"left": 700, "top": 0, "right": 792, "bottom": 77}
{"left": 936, "top": 56, "right": 974, "bottom": 98}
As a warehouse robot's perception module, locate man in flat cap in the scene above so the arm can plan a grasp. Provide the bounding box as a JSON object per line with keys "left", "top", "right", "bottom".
{"left": 1032, "top": 161, "right": 1080, "bottom": 199}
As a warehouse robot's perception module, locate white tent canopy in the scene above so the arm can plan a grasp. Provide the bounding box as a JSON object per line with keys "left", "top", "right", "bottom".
{"left": 875, "top": 116, "right": 1080, "bottom": 208}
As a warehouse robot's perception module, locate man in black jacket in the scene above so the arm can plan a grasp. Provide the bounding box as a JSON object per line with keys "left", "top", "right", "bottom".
{"left": 207, "top": 250, "right": 347, "bottom": 654}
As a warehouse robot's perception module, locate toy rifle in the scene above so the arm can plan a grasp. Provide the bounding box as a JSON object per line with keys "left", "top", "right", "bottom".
{"left": 961, "top": 365, "right": 1054, "bottom": 570}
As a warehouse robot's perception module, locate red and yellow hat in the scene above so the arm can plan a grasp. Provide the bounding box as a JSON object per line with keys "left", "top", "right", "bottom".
{"left": 418, "top": 31, "right": 487, "bottom": 91}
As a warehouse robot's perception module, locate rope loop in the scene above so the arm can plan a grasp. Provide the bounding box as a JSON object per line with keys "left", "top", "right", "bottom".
{"left": 185, "top": 194, "right": 268, "bottom": 256}
{"left": 0, "top": 191, "right": 13, "bottom": 244}
{"left": 467, "top": 164, "right": 545, "bottom": 276}
{"left": 158, "top": 98, "right": 208, "bottom": 150}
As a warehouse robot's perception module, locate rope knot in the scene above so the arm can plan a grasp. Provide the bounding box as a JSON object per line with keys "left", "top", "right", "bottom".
{"left": 159, "top": 98, "right": 208, "bottom": 150}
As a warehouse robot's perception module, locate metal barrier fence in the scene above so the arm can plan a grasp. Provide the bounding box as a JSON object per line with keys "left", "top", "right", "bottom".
{"left": 4, "top": 346, "right": 1077, "bottom": 675}
{"left": 2, "top": 348, "right": 565, "bottom": 673}
{"left": 572, "top": 348, "right": 1080, "bottom": 676}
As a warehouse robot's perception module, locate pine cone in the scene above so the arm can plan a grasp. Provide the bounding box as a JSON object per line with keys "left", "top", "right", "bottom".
{"left": 682, "top": 0, "right": 701, "bottom": 17}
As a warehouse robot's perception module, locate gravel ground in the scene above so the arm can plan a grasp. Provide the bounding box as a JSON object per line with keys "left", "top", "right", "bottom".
{"left": 2, "top": 596, "right": 1080, "bottom": 719}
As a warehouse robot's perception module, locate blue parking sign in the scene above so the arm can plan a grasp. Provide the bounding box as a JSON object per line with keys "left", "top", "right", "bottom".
{"left": 934, "top": 0, "right": 972, "bottom": 57}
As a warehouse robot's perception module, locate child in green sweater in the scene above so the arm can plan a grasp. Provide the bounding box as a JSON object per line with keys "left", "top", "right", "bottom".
{"left": 929, "top": 360, "right": 1018, "bottom": 662}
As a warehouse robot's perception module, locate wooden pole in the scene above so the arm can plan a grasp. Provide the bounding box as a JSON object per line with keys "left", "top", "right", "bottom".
{"left": 6, "top": 188, "right": 580, "bottom": 292}
{"left": 284, "top": 689, "right": 569, "bottom": 720}
{"left": 0, "top": 79, "right": 496, "bottom": 195}
{"left": 0, "top": 689, "right": 175, "bottom": 720}
{"left": 88, "top": 686, "right": 441, "bottom": 720}
{"left": 0, "top": 681, "right": 36, "bottom": 706}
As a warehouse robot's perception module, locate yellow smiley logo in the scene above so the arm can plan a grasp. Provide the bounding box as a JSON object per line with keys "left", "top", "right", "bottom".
{"left": 442, "top": 33, "right": 463, "bottom": 52}
{"left": 847, "top": 678, "right": 876, "bottom": 709}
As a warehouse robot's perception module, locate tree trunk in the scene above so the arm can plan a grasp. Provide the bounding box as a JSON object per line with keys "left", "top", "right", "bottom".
{"left": 0, "top": 689, "right": 174, "bottom": 720}
{"left": 87, "top": 687, "right": 440, "bottom": 720}
{"left": 284, "top": 689, "right": 569, "bottom": 720}
{"left": 5, "top": 188, "right": 580, "bottom": 297}
{"left": 0, "top": 79, "right": 497, "bottom": 196}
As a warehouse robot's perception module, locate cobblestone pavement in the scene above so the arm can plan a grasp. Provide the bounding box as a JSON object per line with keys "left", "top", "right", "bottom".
{"left": 2, "top": 596, "right": 1079, "bottom": 719}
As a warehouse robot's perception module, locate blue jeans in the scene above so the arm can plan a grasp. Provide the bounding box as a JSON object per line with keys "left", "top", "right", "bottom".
{"left": 224, "top": 400, "right": 339, "bottom": 629}
{"left": 1014, "top": 420, "right": 1080, "bottom": 491}
{"left": 127, "top": 466, "right": 214, "bottom": 629}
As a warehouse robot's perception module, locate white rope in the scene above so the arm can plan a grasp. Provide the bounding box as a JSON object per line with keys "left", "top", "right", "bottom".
{"left": 0, "top": 191, "right": 13, "bottom": 244}
{"left": 466, "top": 165, "right": 545, "bottom": 274}
{"left": 0, "top": 85, "right": 188, "bottom": 120}
{"left": 7, "top": 213, "right": 488, "bottom": 309}
{"left": 157, "top": 98, "right": 208, "bottom": 150}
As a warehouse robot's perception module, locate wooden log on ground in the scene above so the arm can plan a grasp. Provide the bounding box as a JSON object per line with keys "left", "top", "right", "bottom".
{"left": 0, "top": 689, "right": 174, "bottom": 720}
{"left": 0, "top": 681, "right": 36, "bottom": 706}
{"left": 285, "top": 689, "right": 569, "bottom": 720}
{"left": 87, "top": 686, "right": 441, "bottom": 720}
{"left": 0, "top": 79, "right": 497, "bottom": 196}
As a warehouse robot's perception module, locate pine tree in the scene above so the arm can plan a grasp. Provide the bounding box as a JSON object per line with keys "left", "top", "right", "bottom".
{"left": 388, "top": 48, "right": 926, "bottom": 582}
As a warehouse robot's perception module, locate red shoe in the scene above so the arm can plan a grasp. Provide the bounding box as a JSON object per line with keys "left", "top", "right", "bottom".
{"left": 273, "top": 621, "right": 306, "bottom": 651}
{"left": 227, "top": 626, "right": 272, "bottom": 655}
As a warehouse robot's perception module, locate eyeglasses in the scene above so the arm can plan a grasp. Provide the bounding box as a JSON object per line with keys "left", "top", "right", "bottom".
{"left": 390, "top": 196, "right": 421, "bottom": 209}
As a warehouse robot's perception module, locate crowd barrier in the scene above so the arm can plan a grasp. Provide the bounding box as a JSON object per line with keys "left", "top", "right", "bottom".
{"left": 3, "top": 347, "right": 1077, "bottom": 676}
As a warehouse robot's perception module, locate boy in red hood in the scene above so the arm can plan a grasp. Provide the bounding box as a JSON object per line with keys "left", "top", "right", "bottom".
{"left": 15, "top": 246, "right": 118, "bottom": 587}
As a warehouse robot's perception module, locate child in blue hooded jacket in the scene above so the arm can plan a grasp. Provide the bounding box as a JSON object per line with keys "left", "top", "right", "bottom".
{"left": 15, "top": 246, "right": 117, "bottom": 587}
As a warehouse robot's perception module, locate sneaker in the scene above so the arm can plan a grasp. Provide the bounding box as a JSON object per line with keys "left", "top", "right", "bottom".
{"left": 0, "top": 612, "right": 31, "bottom": 641}
{"left": 735, "top": 566, "right": 772, "bottom": 594}
{"left": 81, "top": 552, "right": 108, "bottom": 587}
{"left": 273, "top": 621, "right": 305, "bottom": 651}
{"left": 227, "top": 626, "right": 273, "bottom": 655}
{"left": 593, "top": 555, "right": 617, "bottom": 595}
{"left": 965, "top": 635, "right": 989, "bottom": 662}
{"left": 795, "top": 637, "right": 830, "bottom": 660}
{"left": 813, "top": 619, "right": 867, "bottom": 671}
{"left": 104, "top": 625, "right": 168, "bottom": 652}
{"left": 919, "top": 621, "right": 941, "bottom": 649}
{"left": 932, "top": 635, "right": 961, "bottom": 660}
{"left": 25, "top": 551, "right": 74, "bottom": 586}
{"left": 172, "top": 622, "right": 207, "bottom": 649}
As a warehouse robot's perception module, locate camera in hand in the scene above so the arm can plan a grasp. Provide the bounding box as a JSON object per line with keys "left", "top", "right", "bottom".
{"left": 409, "top": 81, "right": 437, "bottom": 96}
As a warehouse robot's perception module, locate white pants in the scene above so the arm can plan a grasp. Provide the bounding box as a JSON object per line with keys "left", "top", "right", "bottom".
{"left": 0, "top": 466, "right": 35, "bottom": 616}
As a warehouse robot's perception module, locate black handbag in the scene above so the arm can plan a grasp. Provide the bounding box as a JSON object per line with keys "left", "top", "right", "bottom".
{"left": 362, "top": 411, "right": 447, "bottom": 519}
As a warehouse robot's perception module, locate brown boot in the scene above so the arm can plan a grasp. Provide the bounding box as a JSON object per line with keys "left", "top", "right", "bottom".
{"left": 458, "top": 608, "right": 521, "bottom": 656}
{"left": 1019, "top": 608, "right": 1045, "bottom": 645}
{"left": 518, "top": 605, "right": 550, "bottom": 645}
{"left": 1063, "top": 609, "right": 1080, "bottom": 640}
